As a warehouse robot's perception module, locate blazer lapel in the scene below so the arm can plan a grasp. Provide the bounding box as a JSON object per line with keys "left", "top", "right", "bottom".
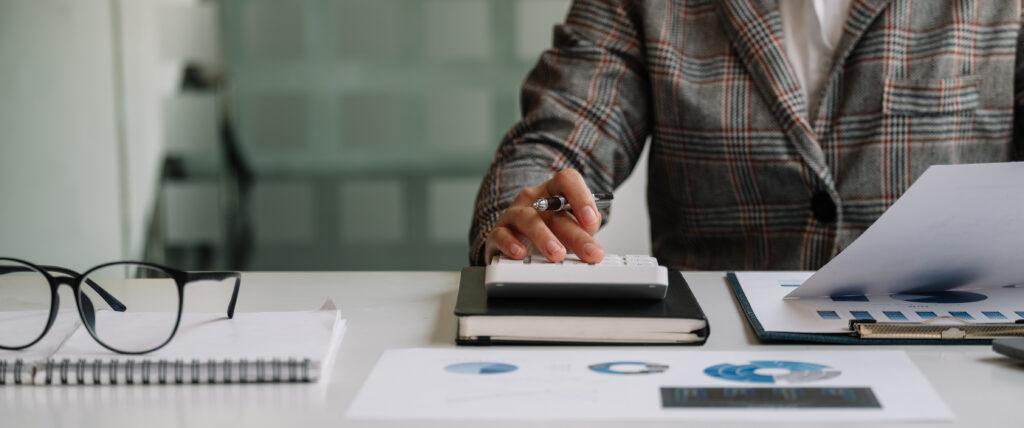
{"left": 832, "top": 0, "right": 891, "bottom": 70}
{"left": 816, "top": 0, "right": 890, "bottom": 129}
{"left": 717, "top": 0, "right": 830, "bottom": 183}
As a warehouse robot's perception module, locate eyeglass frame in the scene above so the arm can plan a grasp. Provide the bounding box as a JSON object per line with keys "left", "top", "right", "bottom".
{"left": 0, "top": 257, "right": 241, "bottom": 355}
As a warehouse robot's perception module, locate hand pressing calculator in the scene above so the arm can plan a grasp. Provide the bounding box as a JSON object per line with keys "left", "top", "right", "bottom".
{"left": 484, "top": 254, "right": 669, "bottom": 300}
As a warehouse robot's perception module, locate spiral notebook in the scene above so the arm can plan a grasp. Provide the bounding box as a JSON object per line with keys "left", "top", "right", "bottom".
{"left": 0, "top": 300, "right": 345, "bottom": 385}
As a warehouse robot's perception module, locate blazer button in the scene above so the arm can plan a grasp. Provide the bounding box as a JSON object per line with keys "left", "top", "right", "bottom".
{"left": 811, "top": 191, "right": 837, "bottom": 223}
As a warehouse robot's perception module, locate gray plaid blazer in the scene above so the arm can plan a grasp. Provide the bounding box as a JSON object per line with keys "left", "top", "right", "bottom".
{"left": 471, "top": 0, "right": 1024, "bottom": 270}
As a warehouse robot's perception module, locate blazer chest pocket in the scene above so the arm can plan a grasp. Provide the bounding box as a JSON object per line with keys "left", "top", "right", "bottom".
{"left": 883, "top": 75, "right": 981, "bottom": 116}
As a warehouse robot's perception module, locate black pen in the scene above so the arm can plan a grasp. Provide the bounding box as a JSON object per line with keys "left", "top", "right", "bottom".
{"left": 532, "top": 192, "right": 613, "bottom": 212}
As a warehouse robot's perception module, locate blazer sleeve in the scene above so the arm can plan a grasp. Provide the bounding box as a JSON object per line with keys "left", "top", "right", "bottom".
{"left": 468, "top": 0, "right": 652, "bottom": 265}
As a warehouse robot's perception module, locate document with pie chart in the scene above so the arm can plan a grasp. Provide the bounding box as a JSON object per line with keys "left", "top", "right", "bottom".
{"left": 346, "top": 348, "right": 950, "bottom": 421}
{"left": 729, "top": 163, "right": 1024, "bottom": 340}
{"left": 790, "top": 163, "right": 1024, "bottom": 301}
{"left": 731, "top": 270, "right": 1024, "bottom": 336}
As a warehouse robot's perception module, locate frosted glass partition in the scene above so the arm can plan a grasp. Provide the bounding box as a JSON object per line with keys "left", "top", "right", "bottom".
{"left": 221, "top": 0, "right": 572, "bottom": 270}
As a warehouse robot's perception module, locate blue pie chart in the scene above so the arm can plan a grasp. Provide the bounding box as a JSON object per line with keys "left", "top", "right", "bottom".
{"left": 444, "top": 362, "right": 518, "bottom": 375}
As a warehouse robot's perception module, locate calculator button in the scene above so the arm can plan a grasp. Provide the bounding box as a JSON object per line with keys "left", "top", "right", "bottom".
{"left": 561, "top": 255, "right": 586, "bottom": 265}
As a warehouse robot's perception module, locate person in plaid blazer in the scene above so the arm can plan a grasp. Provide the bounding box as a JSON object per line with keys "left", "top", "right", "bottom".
{"left": 470, "top": 0, "right": 1024, "bottom": 270}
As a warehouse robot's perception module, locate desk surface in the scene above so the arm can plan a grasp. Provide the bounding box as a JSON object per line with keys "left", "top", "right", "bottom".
{"left": 3, "top": 271, "right": 1021, "bottom": 427}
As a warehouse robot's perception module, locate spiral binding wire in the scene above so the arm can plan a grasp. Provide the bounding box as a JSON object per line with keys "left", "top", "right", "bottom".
{"left": 0, "top": 359, "right": 10, "bottom": 385}
{"left": 9, "top": 358, "right": 315, "bottom": 385}
{"left": 0, "top": 359, "right": 26, "bottom": 385}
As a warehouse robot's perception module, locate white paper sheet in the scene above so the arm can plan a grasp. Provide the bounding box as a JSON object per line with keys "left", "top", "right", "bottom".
{"left": 788, "top": 162, "right": 1024, "bottom": 299}
{"left": 53, "top": 304, "right": 343, "bottom": 362}
{"left": 0, "top": 309, "right": 80, "bottom": 380}
{"left": 734, "top": 271, "right": 1024, "bottom": 333}
{"left": 346, "top": 348, "right": 951, "bottom": 422}
{"left": 0, "top": 309, "right": 80, "bottom": 355}
{"left": 31, "top": 300, "right": 345, "bottom": 385}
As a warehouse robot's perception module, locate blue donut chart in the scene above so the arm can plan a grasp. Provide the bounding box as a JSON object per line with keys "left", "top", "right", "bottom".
{"left": 704, "top": 361, "right": 840, "bottom": 384}
{"left": 444, "top": 362, "right": 518, "bottom": 375}
{"left": 589, "top": 361, "right": 670, "bottom": 375}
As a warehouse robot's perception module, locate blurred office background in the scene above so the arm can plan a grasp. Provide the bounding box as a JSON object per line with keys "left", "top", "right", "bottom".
{"left": 0, "top": 0, "right": 649, "bottom": 272}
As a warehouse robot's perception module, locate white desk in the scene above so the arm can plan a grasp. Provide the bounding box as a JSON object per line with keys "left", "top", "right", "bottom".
{"left": 3, "top": 271, "right": 1021, "bottom": 427}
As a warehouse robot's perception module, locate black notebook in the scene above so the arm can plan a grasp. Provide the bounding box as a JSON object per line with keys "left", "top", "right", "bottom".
{"left": 454, "top": 267, "right": 709, "bottom": 345}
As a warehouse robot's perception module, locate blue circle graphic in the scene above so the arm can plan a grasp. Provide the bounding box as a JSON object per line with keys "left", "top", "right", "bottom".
{"left": 704, "top": 361, "right": 840, "bottom": 384}
{"left": 891, "top": 291, "right": 987, "bottom": 304}
{"left": 588, "top": 361, "right": 669, "bottom": 375}
{"left": 444, "top": 362, "right": 518, "bottom": 375}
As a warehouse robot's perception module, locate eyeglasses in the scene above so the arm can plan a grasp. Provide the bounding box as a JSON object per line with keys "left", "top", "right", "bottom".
{"left": 0, "top": 257, "right": 240, "bottom": 355}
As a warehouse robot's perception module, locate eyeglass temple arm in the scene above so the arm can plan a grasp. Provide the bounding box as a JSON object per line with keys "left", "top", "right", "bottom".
{"left": 0, "top": 265, "right": 127, "bottom": 312}
{"left": 187, "top": 271, "right": 241, "bottom": 319}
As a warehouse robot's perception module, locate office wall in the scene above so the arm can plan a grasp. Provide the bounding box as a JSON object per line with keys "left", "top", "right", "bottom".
{"left": 0, "top": 0, "right": 649, "bottom": 272}
{"left": 119, "top": 0, "right": 194, "bottom": 265}
{"left": 0, "top": 1, "right": 123, "bottom": 270}
{"left": 0, "top": 0, "right": 187, "bottom": 270}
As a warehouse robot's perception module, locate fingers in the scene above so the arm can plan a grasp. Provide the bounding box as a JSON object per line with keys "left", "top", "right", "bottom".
{"left": 484, "top": 226, "right": 526, "bottom": 263}
{"left": 545, "top": 169, "right": 601, "bottom": 233}
{"left": 547, "top": 212, "right": 605, "bottom": 263}
{"left": 489, "top": 207, "right": 605, "bottom": 264}
{"left": 503, "top": 206, "right": 566, "bottom": 261}
{"left": 485, "top": 169, "right": 606, "bottom": 264}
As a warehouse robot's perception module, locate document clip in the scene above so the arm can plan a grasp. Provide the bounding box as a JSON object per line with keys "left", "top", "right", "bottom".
{"left": 850, "top": 317, "right": 1024, "bottom": 340}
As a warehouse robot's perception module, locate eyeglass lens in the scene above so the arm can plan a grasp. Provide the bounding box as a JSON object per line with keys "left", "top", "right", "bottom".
{"left": 0, "top": 259, "right": 53, "bottom": 348}
{"left": 78, "top": 263, "right": 181, "bottom": 353}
